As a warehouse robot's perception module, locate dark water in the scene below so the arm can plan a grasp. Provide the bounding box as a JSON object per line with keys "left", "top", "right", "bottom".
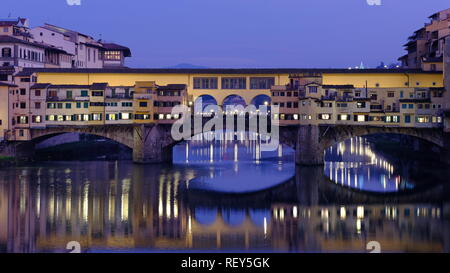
{"left": 0, "top": 137, "right": 449, "bottom": 253}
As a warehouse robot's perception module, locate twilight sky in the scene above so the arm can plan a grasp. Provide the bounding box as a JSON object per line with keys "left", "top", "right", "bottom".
{"left": 2, "top": 0, "right": 449, "bottom": 68}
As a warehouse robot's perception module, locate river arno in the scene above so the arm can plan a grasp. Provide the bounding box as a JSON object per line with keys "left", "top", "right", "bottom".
{"left": 0, "top": 137, "right": 450, "bottom": 253}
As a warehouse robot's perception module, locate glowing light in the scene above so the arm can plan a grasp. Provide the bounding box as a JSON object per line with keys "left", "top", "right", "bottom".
{"left": 357, "top": 206, "right": 364, "bottom": 219}
{"left": 340, "top": 207, "right": 346, "bottom": 220}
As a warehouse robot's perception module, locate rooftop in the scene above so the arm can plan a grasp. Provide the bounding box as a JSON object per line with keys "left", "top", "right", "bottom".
{"left": 20, "top": 68, "right": 442, "bottom": 75}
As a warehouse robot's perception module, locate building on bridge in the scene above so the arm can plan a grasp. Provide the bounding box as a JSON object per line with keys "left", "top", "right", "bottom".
{"left": 0, "top": 66, "right": 447, "bottom": 141}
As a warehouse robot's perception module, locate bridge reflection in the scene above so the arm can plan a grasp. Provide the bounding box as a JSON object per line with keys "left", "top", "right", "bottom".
{"left": 0, "top": 161, "right": 449, "bottom": 253}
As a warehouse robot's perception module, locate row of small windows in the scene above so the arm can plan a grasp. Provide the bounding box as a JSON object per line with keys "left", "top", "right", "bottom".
{"left": 272, "top": 91, "right": 300, "bottom": 97}
{"left": 309, "top": 114, "right": 443, "bottom": 123}
{"left": 157, "top": 90, "right": 182, "bottom": 96}
{"left": 47, "top": 114, "right": 105, "bottom": 122}
{"left": 402, "top": 103, "right": 442, "bottom": 109}
{"left": 105, "top": 102, "right": 133, "bottom": 107}
{"left": 153, "top": 101, "right": 182, "bottom": 107}
{"left": 42, "top": 113, "right": 183, "bottom": 122}
{"left": 272, "top": 102, "right": 299, "bottom": 108}
{"left": 47, "top": 101, "right": 135, "bottom": 109}
{"left": 193, "top": 77, "right": 275, "bottom": 90}
{"left": 14, "top": 115, "right": 43, "bottom": 124}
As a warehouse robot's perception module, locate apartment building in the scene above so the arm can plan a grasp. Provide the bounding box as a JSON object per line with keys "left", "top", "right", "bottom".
{"left": 105, "top": 86, "right": 134, "bottom": 125}
{"left": 5, "top": 81, "right": 188, "bottom": 140}
{"left": 0, "top": 18, "right": 131, "bottom": 71}
{"left": 0, "top": 67, "right": 445, "bottom": 141}
{"left": 153, "top": 84, "right": 188, "bottom": 123}
{"left": 399, "top": 8, "right": 450, "bottom": 70}
{"left": 291, "top": 72, "right": 446, "bottom": 128}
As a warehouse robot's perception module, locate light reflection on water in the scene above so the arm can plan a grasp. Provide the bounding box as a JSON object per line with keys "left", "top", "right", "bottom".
{"left": 0, "top": 134, "right": 449, "bottom": 253}
{"left": 324, "top": 137, "right": 414, "bottom": 193}
{"left": 0, "top": 161, "right": 448, "bottom": 253}
{"left": 172, "top": 132, "right": 295, "bottom": 193}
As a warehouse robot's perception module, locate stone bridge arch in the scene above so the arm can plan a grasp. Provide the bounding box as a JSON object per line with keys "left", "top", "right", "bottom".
{"left": 29, "top": 125, "right": 135, "bottom": 148}
{"left": 320, "top": 125, "right": 446, "bottom": 149}
{"left": 295, "top": 125, "right": 450, "bottom": 166}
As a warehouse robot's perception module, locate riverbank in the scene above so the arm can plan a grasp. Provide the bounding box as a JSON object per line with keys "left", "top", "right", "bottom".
{"left": 0, "top": 156, "right": 16, "bottom": 167}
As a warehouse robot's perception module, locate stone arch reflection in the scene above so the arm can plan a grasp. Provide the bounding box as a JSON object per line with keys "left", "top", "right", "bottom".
{"left": 221, "top": 208, "right": 246, "bottom": 227}
{"left": 194, "top": 207, "right": 217, "bottom": 226}
{"left": 324, "top": 136, "right": 408, "bottom": 193}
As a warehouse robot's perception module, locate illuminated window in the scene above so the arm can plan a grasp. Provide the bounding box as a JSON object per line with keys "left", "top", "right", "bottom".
{"left": 104, "top": 51, "right": 121, "bottom": 60}
{"left": 32, "top": 115, "right": 41, "bottom": 123}
{"left": 92, "top": 114, "right": 102, "bottom": 121}
{"left": 371, "top": 116, "right": 383, "bottom": 122}
{"left": 18, "top": 116, "right": 28, "bottom": 124}
{"left": 293, "top": 114, "right": 299, "bottom": 120}
{"left": 357, "top": 206, "right": 364, "bottom": 219}
{"left": 416, "top": 116, "right": 430, "bottom": 123}
{"left": 338, "top": 114, "right": 349, "bottom": 121}
{"left": 122, "top": 113, "right": 130, "bottom": 120}
{"left": 108, "top": 114, "right": 117, "bottom": 121}
{"left": 432, "top": 116, "right": 442, "bottom": 123}
{"left": 357, "top": 115, "right": 366, "bottom": 122}
{"left": 319, "top": 114, "right": 331, "bottom": 120}
{"left": 356, "top": 102, "right": 366, "bottom": 108}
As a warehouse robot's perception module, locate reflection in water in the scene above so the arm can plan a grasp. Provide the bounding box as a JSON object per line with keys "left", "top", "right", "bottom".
{"left": 0, "top": 161, "right": 449, "bottom": 253}
{"left": 173, "top": 132, "right": 295, "bottom": 193}
{"left": 324, "top": 137, "right": 413, "bottom": 192}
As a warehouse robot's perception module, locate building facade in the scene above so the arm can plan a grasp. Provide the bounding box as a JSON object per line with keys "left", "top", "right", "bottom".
{"left": 399, "top": 8, "right": 450, "bottom": 71}
{"left": 0, "top": 67, "right": 445, "bottom": 141}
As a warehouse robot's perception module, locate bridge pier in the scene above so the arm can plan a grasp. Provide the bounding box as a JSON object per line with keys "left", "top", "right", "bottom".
{"left": 132, "top": 124, "right": 173, "bottom": 164}
{"left": 295, "top": 125, "right": 324, "bottom": 166}
{"left": 443, "top": 133, "right": 450, "bottom": 165}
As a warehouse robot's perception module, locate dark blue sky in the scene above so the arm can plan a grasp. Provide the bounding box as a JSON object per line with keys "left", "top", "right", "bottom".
{"left": 2, "top": 0, "right": 449, "bottom": 68}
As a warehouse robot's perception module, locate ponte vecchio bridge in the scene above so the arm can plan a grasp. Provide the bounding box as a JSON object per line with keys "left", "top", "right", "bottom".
{"left": 1, "top": 67, "right": 450, "bottom": 165}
